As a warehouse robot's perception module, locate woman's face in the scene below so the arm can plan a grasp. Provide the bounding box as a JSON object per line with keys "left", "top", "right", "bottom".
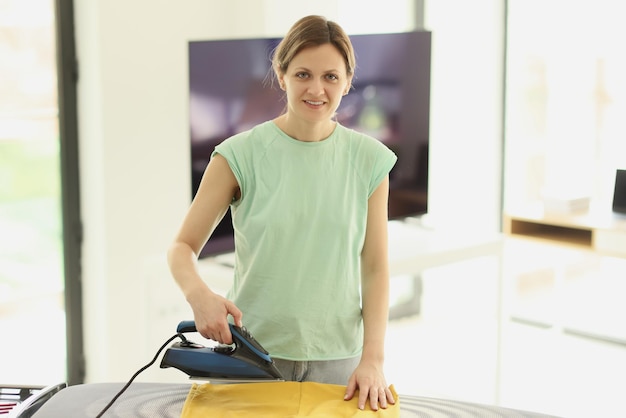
{"left": 278, "top": 43, "right": 352, "bottom": 125}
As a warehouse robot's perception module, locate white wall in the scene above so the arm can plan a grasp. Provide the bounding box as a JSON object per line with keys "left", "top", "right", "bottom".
{"left": 74, "top": 0, "right": 503, "bottom": 383}
{"left": 424, "top": 0, "right": 504, "bottom": 231}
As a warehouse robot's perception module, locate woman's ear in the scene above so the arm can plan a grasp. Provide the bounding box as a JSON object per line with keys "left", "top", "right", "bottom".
{"left": 344, "top": 76, "right": 353, "bottom": 95}
{"left": 277, "top": 72, "right": 286, "bottom": 91}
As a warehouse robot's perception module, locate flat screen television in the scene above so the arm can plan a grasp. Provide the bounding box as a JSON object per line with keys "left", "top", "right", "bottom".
{"left": 189, "top": 31, "right": 431, "bottom": 257}
{"left": 613, "top": 169, "right": 626, "bottom": 214}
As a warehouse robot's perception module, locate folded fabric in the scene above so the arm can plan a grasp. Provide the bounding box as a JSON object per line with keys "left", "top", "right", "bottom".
{"left": 180, "top": 381, "right": 400, "bottom": 417}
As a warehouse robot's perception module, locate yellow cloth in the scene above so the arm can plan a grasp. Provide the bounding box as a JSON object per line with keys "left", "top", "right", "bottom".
{"left": 180, "top": 382, "right": 400, "bottom": 418}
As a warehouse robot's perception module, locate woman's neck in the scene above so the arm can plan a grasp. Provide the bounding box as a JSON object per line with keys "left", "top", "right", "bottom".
{"left": 273, "top": 114, "right": 336, "bottom": 142}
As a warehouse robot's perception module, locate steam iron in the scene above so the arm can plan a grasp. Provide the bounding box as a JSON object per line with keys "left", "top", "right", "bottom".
{"left": 160, "top": 320, "right": 284, "bottom": 383}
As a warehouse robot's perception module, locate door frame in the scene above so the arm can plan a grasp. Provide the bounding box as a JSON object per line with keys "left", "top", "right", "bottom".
{"left": 55, "top": 0, "right": 84, "bottom": 385}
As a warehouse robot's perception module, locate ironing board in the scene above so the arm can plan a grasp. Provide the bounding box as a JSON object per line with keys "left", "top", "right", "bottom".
{"left": 31, "top": 382, "right": 560, "bottom": 417}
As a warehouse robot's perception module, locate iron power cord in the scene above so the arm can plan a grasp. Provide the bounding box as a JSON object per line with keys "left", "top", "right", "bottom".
{"left": 95, "top": 333, "right": 186, "bottom": 418}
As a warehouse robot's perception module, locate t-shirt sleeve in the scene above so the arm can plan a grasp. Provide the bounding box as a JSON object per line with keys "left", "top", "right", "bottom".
{"left": 211, "top": 134, "right": 246, "bottom": 202}
{"left": 367, "top": 140, "right": 398, "bottom": 197}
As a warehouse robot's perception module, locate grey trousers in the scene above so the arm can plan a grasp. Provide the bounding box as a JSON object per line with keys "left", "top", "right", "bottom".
{"left": 272, "top": 356, "right": 360, "bottom": 386}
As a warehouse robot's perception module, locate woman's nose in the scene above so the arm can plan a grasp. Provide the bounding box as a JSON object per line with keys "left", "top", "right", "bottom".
{"left": 307, "top": 79, "right": 324, "bottom": 95}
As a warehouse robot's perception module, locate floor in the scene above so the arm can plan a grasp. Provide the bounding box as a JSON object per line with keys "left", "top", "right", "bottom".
{"left": 384, "top": 236, "right": 626, "bottom": 418}
{"left": 2, "top": 235, "right": 626, "bottom": 417}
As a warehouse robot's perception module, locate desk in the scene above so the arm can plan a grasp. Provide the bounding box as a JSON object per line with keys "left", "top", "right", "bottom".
{"left": 31, "top": 382, "right": 559, "bottom": 417}
{"left": 385, "top": 220, "right": 503, "bottom": 318}
{"left": 387, "top": 220, "right": 503, "bottom": 276}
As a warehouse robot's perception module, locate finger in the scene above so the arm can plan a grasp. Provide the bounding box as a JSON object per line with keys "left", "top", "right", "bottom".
{"left": 358, "top": 386, "right": 369, "bottom": 410}
{"left": 386, "top": 387, "right": 396, "bottom": 405}
{"left": 228, "top": 302, "right": 243, "bottom": 327}
{"left": 379, "top": 387, "right": 388, "bottom": 409}
{"left": 217, "top": 322, "right": 232, "bottom": 344}
{"left": 344, "top": 377, "right": 356, "bottom": 401}
{"left": 197, "top": 324, "right": 216, "bottom": 341}
{"left": 368, "top": 386, "right": 379, "bottom": 411}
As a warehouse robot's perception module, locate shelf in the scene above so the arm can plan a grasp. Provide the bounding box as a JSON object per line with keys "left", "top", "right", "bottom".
{"left": 506, "top": 217, "right": 593, "bottom": 247}
{"left": 503, "top": 203, "right": 626, "bottom": 256}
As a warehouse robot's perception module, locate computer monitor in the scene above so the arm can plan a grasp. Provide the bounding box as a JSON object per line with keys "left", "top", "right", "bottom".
{"left": 612, "top": 169, "right": 626, "bottom": 214}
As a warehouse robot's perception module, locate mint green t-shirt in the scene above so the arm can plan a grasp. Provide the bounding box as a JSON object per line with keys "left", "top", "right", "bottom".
{"left": 212, "top": 121, "right": 397, "bottom": 360}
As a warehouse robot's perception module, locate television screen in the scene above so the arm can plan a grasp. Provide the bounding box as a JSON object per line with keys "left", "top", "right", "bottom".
{"left": 189, "top": 31, "right": 431, "bottom": 257}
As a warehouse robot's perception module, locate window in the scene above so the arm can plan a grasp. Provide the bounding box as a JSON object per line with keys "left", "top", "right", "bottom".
{"left": 504, "top": 0, "right": 626, "bottom": 211}
{"left": 0, "top": 0, "right": 66, "bottom": 384}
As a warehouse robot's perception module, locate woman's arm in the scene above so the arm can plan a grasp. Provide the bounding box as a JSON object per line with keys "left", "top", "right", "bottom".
{"left": 167, "top": 154, "right": 243, "bottom": 344}
{"left": 344, "top": 175, "right": 396, "bottom": 410}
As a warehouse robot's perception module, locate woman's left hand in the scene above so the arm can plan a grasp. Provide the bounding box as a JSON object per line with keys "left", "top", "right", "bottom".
{"left": 344, "top": 360, "right": 396, "bottom": 411}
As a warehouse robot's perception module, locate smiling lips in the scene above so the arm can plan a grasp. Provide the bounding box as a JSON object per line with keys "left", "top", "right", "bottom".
{"left": 305, "top": 100, "right": 324, "bottom": 106}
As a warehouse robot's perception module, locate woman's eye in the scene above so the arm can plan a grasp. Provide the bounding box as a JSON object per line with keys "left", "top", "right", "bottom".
{"left": 296, "top": 72, "right": 309, "bottom": 79}
{"left": 326, "top": 74, "right": 338, "bottom": 81}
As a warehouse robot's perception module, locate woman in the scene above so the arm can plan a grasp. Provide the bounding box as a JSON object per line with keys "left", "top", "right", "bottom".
{"left": 168, "top": 15, "right": 397, "bottom": 411}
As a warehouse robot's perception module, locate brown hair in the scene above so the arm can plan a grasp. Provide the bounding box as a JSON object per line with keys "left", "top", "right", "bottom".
{"left": 272, "top": 15, "right": 356, "bottom": 80}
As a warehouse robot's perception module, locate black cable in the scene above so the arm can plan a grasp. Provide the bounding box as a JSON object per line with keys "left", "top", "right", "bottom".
{"left": 95, "top": 333, "right": 183, "bottom": 418}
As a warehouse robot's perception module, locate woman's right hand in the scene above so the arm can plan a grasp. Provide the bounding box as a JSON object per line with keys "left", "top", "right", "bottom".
{"left": 167, "top": 154, "right": 243, "bottom": 344}
{"left": 187, "top": 286, "right": 243, "bottom": 344}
